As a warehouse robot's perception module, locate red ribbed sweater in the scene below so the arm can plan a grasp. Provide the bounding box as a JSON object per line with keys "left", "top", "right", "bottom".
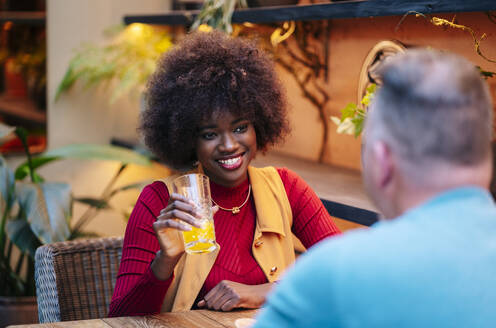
{"left": 108, "top": 168, "right": 340, "bottom": 316}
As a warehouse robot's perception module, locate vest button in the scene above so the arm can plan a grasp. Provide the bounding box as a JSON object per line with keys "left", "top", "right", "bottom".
{"left": 270, "top": 266, "right": 278, "bottom": 275}
{"left": 255, "top": 240, "right": 263, "bottom": 247}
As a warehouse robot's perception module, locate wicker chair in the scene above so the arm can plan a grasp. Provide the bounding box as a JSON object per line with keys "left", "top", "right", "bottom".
{"left": 34, "top": 237, "right": 123, "bottom": 323}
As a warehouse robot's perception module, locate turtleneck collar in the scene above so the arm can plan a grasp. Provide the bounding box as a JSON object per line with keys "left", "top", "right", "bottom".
{"left": 209, "top": 177, "right": 250, "bottom": 207}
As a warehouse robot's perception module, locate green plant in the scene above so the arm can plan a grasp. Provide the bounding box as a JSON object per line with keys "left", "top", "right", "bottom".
{"left": 331, "top": 64, "right": 494, "bottom": 138}
{"left": 0, "top": 123, "right": 152, "bottom": 296}
{"left": 331, "top": 83, "right": 376, "bottom": 137}
{"left": 192, "top": 0, "right": 247, "bottom": 34}
{"left": 55, "top": 23, "right": 173, "bottom": 104}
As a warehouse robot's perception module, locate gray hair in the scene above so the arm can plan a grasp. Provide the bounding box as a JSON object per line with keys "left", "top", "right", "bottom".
{"left": 367, "top": 49, "right": 493, "bottom": 168}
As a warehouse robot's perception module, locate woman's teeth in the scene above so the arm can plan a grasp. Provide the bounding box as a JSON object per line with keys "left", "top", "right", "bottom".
{"left": 218, "top": 156, "right": 241, "bottom": 165}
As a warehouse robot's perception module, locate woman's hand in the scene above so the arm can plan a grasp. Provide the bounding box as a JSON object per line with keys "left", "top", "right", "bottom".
{"left": 197, "top": 281, "right": 274, "bottom": 311}
{"left": 151, "top": 193, "right": 203, "bottom": 280}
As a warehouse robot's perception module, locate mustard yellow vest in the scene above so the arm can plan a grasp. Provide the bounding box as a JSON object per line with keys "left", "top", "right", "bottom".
{"left": 161, "top": 166, "right": 297, "bottom": 312}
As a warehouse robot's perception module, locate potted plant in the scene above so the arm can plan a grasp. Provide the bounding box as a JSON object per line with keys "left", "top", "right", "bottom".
{"left": 0, "top": 122, "right": 153, "bottom": 326}
{"left": 55, "top": 23, "right": 172, "bottom": 104}
{"left": 191, "top": 0, "right": 244, "bottom": 34}
{"left": 192, "top": 0, "right": 298, "bottom": 34}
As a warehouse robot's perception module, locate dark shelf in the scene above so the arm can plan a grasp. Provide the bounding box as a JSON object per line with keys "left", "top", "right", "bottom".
{"left": 0, "top": 96, "right": 46, "bottom": 125}
{"left": 0, "top": 11, "right": 45, "bottom": 25}
{"left": 124, "top": 0, "right": 496, "bottom": 26}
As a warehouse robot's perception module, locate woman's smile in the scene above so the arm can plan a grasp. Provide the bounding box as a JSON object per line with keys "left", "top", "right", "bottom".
{"left": 216, "top": 153, "right": 245, "bottom": 170}
{"left": 196, "top": 112, "right": 257, "bottom": 187}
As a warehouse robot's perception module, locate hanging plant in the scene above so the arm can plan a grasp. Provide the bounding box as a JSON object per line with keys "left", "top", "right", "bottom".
{"left": 191, "top": 0, "right": 247, "bottom": 34}
{"left": 331, "top": 83, "right": 376, "bottom": 137}
{"left": 333, "top": 13, "right": 496, "bottom": 138}
{"left": 55, "top": 23, "right": 173, "bottom": 104}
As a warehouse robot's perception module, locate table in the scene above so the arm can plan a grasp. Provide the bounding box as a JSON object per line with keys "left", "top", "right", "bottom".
{"left": 9, "top": 309, "right": 258, "bottom": 328}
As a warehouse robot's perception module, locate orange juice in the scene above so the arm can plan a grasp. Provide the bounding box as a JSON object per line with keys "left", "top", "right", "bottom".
{"left": 173, "top": 173, "right": 217, "bottom": 254}
{"left": 182, "top": 218, "right": 216, "bottom": 254}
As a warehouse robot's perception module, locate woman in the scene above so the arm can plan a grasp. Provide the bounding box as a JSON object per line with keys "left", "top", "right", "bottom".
{"left": 108, "top": 31, "right": 340, "bottom": 316}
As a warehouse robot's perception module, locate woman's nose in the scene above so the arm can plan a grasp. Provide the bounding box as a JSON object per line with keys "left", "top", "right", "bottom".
{"left": 219, "top": 133, "right": 238, "bottom": 152}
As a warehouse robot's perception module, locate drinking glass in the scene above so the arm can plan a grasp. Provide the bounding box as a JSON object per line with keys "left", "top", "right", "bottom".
{"left": 172, "top": 173, "right": 217, "bottom": 254}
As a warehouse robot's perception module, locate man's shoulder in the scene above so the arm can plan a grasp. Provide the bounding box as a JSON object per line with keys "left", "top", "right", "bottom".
{"left": 255, "top": 225, "right": 404, "bottom": 327}
{"left": 308, "top": 217, "right": 417, "bottom": 258}
{"left": 299, "top": 191, "right": 496, "bottom": 287}
{"left": 293, "top": 215, "right": 437, "bottom": 283}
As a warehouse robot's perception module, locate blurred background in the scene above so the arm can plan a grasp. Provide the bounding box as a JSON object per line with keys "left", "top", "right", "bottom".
{"left": 0, "top": 1, "right": 495, "bottom": 325}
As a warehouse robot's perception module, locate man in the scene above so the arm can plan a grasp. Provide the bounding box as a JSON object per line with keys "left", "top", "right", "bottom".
{"left": 254, "top": 49, "right": 496, "bottom": 327}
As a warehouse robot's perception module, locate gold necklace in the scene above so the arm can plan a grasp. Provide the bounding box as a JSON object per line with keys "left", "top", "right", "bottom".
{"left": 212, "top": 185, "right": 251, "bottom": 214}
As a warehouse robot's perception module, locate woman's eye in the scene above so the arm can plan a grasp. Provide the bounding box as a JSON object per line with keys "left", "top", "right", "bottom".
{"left": 234, "top": 124, "right": 248, "bottom": 133}
{"left": 201, "top": 132, "right": 216, "bottom": 140}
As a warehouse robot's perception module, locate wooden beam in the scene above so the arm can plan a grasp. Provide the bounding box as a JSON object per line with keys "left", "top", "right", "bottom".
{"left": 124, "top": 0, "right": 496, "bottom": 26}
{"left": 0, "top": 11, "right": 45, "bottom": 25}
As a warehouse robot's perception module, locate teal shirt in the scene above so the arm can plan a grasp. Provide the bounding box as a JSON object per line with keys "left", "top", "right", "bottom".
{"left": 255, "top": 187, "right": 496, "bottom": 327}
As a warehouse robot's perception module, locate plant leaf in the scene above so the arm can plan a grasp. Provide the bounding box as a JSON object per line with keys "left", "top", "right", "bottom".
{"left": 54, "top": 65, "right": 78, "bottom": 101}
{"left": 0, "top": 155, "right": 16, "bottom": 255}
{"left": 6, "top": 218, "right": 41, "bottom": 259}
{"left": 361, "top": 83, "right": 377, "bottom": 106}
{"left": 336, "top": 117, "right": 356, "bottom": 135}
{"left": 341, "top": 103, "right": 357, "bottom": 120}
{"left": 74, "top": 197, "right": 111, "bottom": 210}
{"left": 0, "top": 155, "right": 16, "bottom": 212}
{"left": 14, "top": 182, "right": 72, "bottom": 245}
{"left": 56, "top": 24, "right": 172, "bottom": 104}
{"left": 192, "top": 0, "right": 237, "bottom": 33}
{"left": 109, "top": 65, "right": 139, "bottom": 104}
{"left": 15, "top": 156, "right": 58, "bottom": 181}
{"left": 365, "top": 83, "right": 377, "bottom": 94}
{"left": 14, "top": 127, "right": 29, "bottom": 147}
{"left": 352, "top": 116, "right": 365, "bottom": 137}
{"left": 108, "top": 179, "right": 154, "bottom": 198}
{"left": 41, "top": 144, "right": 151, "bottom": 166}
{"left": 0, "top": 257, "right": 26, "bottom": 296}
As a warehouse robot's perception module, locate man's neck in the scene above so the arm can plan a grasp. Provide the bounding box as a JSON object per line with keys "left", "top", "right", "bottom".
{"left": 389, "top": 160, "right": 491, "bottom": 219}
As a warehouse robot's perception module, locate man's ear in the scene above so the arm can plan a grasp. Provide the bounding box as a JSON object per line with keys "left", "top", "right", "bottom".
{"left": 372, "top": 141, "right": 394, "bottom": 189}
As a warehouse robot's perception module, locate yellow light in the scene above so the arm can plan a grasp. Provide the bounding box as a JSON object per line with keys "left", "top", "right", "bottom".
{"left": 120, "top": 23, "right": 154, "bottom": 46}
{"left": 197, "top": 24, "right": 213, "bottom": 33}
{"left": 124, "top": 23, "right": 149, "bottom": 40}
{"left": 127, "top": 23, "right": 146, "bottom": 37}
